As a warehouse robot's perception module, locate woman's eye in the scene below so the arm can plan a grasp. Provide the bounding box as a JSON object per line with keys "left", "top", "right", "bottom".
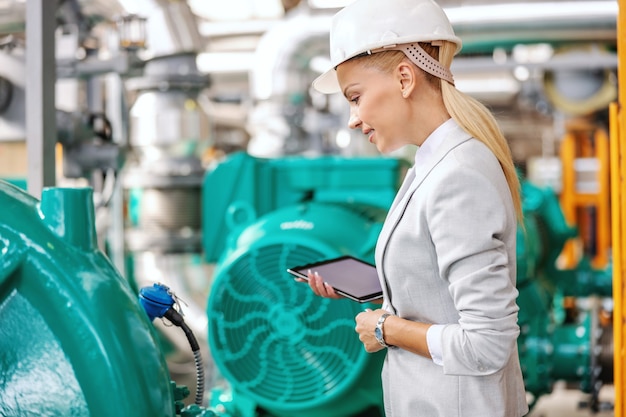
{"left": 350, "top": 96, "right": 360, "bottom": 104}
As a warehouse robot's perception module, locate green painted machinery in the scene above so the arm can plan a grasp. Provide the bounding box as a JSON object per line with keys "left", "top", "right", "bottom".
{"left": 0, "top": 150, "right": 614, "bottom": 417}
{"left": 204, "top": 152, "right": 405, "bottom": 417}
{"left": 517, "top": 180, "right": 613, "bottom": 409}
{"left": 0, "top": 181, "right": 178, "bottom": 416}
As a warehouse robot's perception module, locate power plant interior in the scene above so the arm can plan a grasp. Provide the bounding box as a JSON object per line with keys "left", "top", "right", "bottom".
{"left": 2, "top": 0, "right": 626, "bottom": 416}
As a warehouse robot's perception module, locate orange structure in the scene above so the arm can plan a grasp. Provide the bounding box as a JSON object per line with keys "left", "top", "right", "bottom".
{"left": 559, "top": 123, "right": 611, "bottom": 269}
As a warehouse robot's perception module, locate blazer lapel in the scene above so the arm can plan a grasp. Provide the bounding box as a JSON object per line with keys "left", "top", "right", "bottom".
{"left": 375, "top": 124, "right": 473, "bottom": 308}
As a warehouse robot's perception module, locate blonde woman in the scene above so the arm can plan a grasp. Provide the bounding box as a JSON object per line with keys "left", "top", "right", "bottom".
{"left": 304, "top": 0, "right": 529, "bottom": 415}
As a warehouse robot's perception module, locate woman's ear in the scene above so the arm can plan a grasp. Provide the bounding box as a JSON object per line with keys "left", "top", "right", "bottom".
{"left": 397, "top": 62, "right": 417, "bottom": 98}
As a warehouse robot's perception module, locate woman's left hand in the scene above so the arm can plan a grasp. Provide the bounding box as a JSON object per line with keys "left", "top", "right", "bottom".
{"left": 355, "top": 308, "right": 390, "bottom": 353}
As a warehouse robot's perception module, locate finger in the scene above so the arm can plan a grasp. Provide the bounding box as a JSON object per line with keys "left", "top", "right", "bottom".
{"left": 315, "top": 272, "right": 330, "bottom": 296}
{"left": 307, "top": 270, "right": 319, "bottom": 286}
{"left": 323, "top": 281, "right": 344, "bottom": 299}
{"left": 316, "top": 272, "right": 336, "bottom": 297}
{"left": 308, "top": 271, "right": 324, "bottom": 295}
{"left": 322, "top": 281, "right": 334, "bottom": 296}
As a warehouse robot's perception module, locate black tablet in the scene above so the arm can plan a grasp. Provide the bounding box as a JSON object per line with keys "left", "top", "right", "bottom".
{"left": 287, "top": 255, "right": 383, "bottom": 303}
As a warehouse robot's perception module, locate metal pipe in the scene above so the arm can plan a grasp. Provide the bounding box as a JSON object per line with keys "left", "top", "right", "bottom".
{"left": 447, "top": 1, "right": 616, "bottom": 52}
{"left": 26, "top": 0, "right": 56, "bottom": 198}
{"left": 251, "top": 11, "right": 332, "bottom": 100}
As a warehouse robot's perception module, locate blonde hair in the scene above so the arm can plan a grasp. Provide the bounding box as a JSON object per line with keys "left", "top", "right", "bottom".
{"left": 359, "top": 44, "right": 523, "bottom": 223}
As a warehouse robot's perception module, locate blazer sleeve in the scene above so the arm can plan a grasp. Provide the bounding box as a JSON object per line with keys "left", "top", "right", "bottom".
{"left": 426, "top": 153, "right": 520, "bottom": 376}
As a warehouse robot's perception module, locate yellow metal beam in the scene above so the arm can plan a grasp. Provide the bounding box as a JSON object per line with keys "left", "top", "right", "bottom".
{"left": 610, "top": 100, "right": 623, "bottom": 417}
{"left": 612, "top": 2, "right": 626, "bottom": 414}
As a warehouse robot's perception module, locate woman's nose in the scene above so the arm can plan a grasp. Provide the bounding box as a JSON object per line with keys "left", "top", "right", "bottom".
{"left": 348, "top": 111, "right": 361, "bottom": 130}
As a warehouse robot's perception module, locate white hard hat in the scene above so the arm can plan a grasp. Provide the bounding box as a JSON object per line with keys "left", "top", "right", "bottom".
{"left": 312, "top": 0, "right": 462, "bottom": 94}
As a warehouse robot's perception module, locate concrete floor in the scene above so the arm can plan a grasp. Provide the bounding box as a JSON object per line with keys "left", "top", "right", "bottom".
{"left": 527, "top": 381, "right": 615, "bottom": 417}
{"left": 177, "top": 365, "right": 617, "bottom": 416}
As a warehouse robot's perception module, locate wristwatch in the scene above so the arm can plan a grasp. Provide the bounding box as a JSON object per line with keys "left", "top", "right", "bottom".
{"left": 374, "top": 313, "right": 396, "bottom": 349}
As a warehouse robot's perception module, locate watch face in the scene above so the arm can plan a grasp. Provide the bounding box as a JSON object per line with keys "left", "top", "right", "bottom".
{"left": 375, "top": 327, "right": 383, "bottom": 340}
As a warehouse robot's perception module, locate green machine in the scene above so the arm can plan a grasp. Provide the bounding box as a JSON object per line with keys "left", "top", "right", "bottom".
{"left": 204, "top": 152, "right": 405, "bottom": 417}
{"left": 516, "top": 180, "right": 613, "bottom": 410}
{"left": 204, "top": 152, "right": 615, "bottom": 415}
{"left": 0, "top": 181, "right": 194, "bottom": 417}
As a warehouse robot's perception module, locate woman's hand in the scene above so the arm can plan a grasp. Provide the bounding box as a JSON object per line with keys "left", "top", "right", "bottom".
{"left": 294, "top": 269, "right": 344, "bottom": 299}
{"left": 355, "top": 309, "right": 389, "bottom": 353}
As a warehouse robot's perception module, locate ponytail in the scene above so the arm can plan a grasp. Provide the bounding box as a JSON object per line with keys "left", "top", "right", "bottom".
{"left": 438, "top": 42, "right": 523, "bottom": 223}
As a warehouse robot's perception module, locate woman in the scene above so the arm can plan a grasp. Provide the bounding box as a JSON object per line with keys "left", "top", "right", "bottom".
{"left": 305, "top": 0, "right": 529, "bottom": 415}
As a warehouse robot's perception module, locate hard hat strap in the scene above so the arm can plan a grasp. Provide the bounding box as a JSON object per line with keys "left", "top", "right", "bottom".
{"left": 371, "top": 42, "right": 455, "bottom": 86}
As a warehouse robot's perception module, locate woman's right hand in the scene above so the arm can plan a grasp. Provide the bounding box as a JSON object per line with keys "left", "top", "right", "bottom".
{"left": 296, "top": 269, "right": 344, "bottom": 299}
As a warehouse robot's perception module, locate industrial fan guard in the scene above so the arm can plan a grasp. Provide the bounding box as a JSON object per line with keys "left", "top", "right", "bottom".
{"left": 208, "top": 239, "right": 381, "bottom": 417}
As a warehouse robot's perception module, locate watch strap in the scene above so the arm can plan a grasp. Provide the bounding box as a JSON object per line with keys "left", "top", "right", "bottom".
{"left": 375, "top": 313, "right": 395, "bottom": 348}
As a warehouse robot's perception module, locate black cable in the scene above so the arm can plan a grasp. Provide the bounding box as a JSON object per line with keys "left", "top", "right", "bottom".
{"left": 164, "top": 308, "right": 205, "bottom": 406}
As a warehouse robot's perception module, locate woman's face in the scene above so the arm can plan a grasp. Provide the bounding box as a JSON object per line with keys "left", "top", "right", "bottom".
{"left": 336, "top": 58, "right": 410, "bottom": 154}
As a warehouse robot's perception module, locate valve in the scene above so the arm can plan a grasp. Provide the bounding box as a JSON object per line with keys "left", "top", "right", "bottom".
{"left": 139, "top": 283, "right": 205, "bottom": 407}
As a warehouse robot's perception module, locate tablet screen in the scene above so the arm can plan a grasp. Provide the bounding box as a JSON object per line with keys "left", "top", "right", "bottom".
{"left": 287, "top": 256, "right": 382, "bottom": 303}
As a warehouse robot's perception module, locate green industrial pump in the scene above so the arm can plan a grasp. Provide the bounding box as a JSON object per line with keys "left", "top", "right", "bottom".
{"left": 0, "top": 181, "right": 180, "bottom": 416}
{"left": 204, "top": 152, "right": 404, "bottom": 417}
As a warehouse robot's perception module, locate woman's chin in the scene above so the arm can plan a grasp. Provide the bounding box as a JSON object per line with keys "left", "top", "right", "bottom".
{"left": 376, "top": 143, "right": 400, "bottom": 155}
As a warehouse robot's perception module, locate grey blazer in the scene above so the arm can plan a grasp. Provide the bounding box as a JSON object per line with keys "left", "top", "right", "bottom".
{"left": 375, "top": 121, "right": 529, "bottom": 417}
